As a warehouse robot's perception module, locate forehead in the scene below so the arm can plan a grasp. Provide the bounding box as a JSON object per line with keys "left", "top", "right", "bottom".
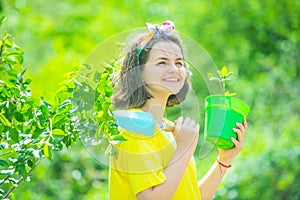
{"left": 149, "top": 41, "right": 183, "bottom": 60}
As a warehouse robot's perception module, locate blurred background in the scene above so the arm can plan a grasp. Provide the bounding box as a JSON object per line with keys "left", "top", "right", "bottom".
{"left": 0, "top": 0, "right": 299, "bottom": 199}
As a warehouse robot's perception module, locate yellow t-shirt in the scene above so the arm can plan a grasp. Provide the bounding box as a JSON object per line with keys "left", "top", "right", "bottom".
{"left": 109, "top": 115, "right": 201, "bottom": 200}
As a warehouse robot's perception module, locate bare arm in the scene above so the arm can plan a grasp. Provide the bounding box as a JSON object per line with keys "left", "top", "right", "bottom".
{"left": 136, "top": 117, "right": 199, "bottom": 200}
{"left": 199, "top": 120, "right": 248, "bottom": 200}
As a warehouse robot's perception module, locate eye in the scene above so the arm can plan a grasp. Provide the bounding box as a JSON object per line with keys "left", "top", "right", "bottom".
{"left": 176, "top": 61, "right": 184, "bottom": 67}
{"left": 158, "top": 61, "right": 167, "bottom": 65}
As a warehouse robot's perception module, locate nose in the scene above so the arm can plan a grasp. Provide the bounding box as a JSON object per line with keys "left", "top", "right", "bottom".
{"left": 167, "top": 63, "right": 178, "bottom": 73}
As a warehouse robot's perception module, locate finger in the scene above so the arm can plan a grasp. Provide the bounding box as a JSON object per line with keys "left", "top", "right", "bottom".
{"left": 191, "top": 124, "right": 200, "bottom": 142}
{"left": 233, "top": 128, "right": 243, "bottom": 143}
{"left": 189, "top": 119, "right": 196, "bottom": 127}
{"left": 193, "top": 121, "right": 197, "bottom": 129}
{"left": 236, "top": 122, "right": 245, "bottom": 133}
{"left": 183, "top": 117, "right": 191, "bottom": 125}
{"left": 176, "top": 116, "right": 183, "bottom": 124}
{"left": 243, "top": 120, "right": 248, "bottom": 130}
{"left": 231, "top": 137, "right": 242, "bottom": 149}
{"left": 174, "top": 116, "right": 183, "bottom": 132}
{"left": 195, "top": 124, "right": 200, "bottom": 133}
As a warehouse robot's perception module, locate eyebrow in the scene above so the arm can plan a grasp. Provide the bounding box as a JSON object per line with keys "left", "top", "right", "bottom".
{"left": 155, "top": 57, "right": 184, "bottom": 61}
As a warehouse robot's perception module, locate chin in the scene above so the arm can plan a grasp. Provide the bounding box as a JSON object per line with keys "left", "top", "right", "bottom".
{"left": 167, "top": 83, "right": 184, "bottom": 93}
{"left": 166, "top": 87, "right": 182, "bottom": 95}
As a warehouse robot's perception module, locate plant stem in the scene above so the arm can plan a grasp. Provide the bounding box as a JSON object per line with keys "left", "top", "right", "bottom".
{"left": 0, "top": 157, "right": 30, "bottom": 187}
{"left": 218, "top": 80, "right": 225, "bottom": 95}
{"left": 2, "top": 158, "right": 41, "bottom": 199}
{"left": 222, "top": 81, "right": 226, "bottom": 95}
{"left": 0, "top": 151, "right": 12, "bottom": 157}
{"left": 0, "top": 172, "right": 14, "bottom": 187}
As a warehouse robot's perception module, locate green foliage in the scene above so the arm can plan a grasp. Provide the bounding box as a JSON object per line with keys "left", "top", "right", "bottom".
{"left": 13, "top": 143, "right": 109, "bottom": 200}
{"left": 94, "top": 62, "right": 126, "bottom": 144}
{"left": 72, "top": 62, "right": 126, "bottom": 157}
{"left": 216, "top": 146, "right": 300, "bottom": 200}
{"left": 0, "top": 20, "right": 80, "bottom": 198}
{"left": 0, "top": 16, "right": 123, "bottom": 199}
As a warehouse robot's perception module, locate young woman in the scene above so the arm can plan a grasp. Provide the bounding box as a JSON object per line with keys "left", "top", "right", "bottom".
{"left": 110, "top": 21, "right": 248, "bottom": 200}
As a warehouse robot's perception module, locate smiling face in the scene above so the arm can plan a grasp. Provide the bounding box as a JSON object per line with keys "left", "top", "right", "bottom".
{"left": 142, "top": 40, "right": 186, "bottom": 98}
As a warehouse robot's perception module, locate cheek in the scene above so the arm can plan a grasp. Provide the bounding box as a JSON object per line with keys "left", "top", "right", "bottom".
{"left": 142, "top": 67, "right": 156, "bottom": 82}
{"left": 179, "top": 68, "right": 186, "bottom": 78}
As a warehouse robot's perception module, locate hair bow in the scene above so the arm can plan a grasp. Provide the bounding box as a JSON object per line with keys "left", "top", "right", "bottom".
{"left": 137, "top": 21, "right": 175, "bottom": 57}
{"left": 146, "top": 21, "right": 175, "bottom": 36}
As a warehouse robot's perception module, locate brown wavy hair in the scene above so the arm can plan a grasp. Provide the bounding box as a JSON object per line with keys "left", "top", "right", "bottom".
{"left": 112, "top": 31, "right": 191, "bottom": 109}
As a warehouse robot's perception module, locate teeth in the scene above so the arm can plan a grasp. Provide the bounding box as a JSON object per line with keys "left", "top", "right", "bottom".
{"left": 164, "top": 78, "right": 179, "bottom": 82}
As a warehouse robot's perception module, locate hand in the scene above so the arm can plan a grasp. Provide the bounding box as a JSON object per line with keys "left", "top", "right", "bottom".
{"left": 218, "top": 120, "right": 248, "bottom": 164}
{"left": 173, "top": 116, "right": 200, "bottom": 152}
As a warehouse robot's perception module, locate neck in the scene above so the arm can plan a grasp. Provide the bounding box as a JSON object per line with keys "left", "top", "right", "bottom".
{"left": 140, "top": 95, "right": 168, "bottom": 125}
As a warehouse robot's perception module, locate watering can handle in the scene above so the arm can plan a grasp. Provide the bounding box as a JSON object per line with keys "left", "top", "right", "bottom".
{"left": 163, "top": 123, "right": 175, "bottom": 132}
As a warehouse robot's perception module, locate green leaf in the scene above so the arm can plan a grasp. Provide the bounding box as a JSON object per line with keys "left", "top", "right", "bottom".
{"left": 207, "top": 73, "right": 214, "bottom": 79}
{"left": 6, "top": 52, "right": 24, "bottom": 65}
{"left": 43, "top": 144, "right": 52, "bottom": 159}
{"left": 32, "top": 128, "right": 43, "bottom": 139}
{"left": 52, "top": 129, "right": 66, "bottom": 136}
{"left": 111, "top": 134, "right": 127, "bottom": 143}
{"left": 27, "top": 159, "right": 35, "bottom": 168}
{"left": 3, "top": 33, "right": 10, "bottom": 41}
{"left": 0, "top": 159, "right": 9, "bottom": 167}
{"left": 6, "top": 69, "right": 19, "bottom": 77}
{"left": 40, "top": 98, "right": 52, "bottom": 108}
{"left": 52, "top": 114, "right": 66, "bottom": 126}
{"left": 226, "top": 72, "right": 234, "bottom": 78}
{"left": 0, "top": 16, "right": 7, "bottom": 26}
{"left": 40, "top": 105, "right": 50, "bottom": 116}
{"left": 17, "top": 69, "right": 26, "bottom": 81}
{"left": 63, "top": 136, "right": 73, "bottom": 148}
{"left": 8, "top": 177, "right": 18, "bottom": 185}
{"left": 17, "top": 154, "right": 25, "bottom": 163}
{"left": 10, "top": 128, "right": 19, "bottom": 142}
{"left": 0, "top": 169, "right": 14, "bottom": 175}
{"left": 0, "top": 143, "right": 8, "bottom": 150}
{"left": 58, "top": 98, "right": 72, "bottom": 109}
{"left": 14, "top": 112, "right": 25, "bottom": 122}
{"left": 16, "top": 164, "right": 27, "bottom": 179}
{"left": 0, "top": 113, "right": 11, "bottom": 127}
{"left": 220, "top": 66, "right": 228, "bottom": 78}
{"left": 24, "top": 78, "right": 32, "bottom": 85}
{"left": 225, "top": 91, "right": 237, "bottom": 96}
{"left": 208, "top": 77, "right": 219, "bottom": 81}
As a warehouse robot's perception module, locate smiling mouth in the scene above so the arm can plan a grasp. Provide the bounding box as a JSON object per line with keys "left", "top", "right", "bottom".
{"left": 162, "top": 78, "right": 180, "bottom": 82}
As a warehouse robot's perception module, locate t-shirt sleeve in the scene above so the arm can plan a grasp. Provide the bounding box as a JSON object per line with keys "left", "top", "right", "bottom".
{"left": 111, "top": 129, "right": 174, "bottom": 195}
{"left": 126, "top": 170, "right": 166, "bottom": 196}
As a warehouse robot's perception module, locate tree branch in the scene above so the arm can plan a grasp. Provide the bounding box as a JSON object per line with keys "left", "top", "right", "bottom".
{"left": 2, "top": 158, "right": 41, "bottom": 199}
